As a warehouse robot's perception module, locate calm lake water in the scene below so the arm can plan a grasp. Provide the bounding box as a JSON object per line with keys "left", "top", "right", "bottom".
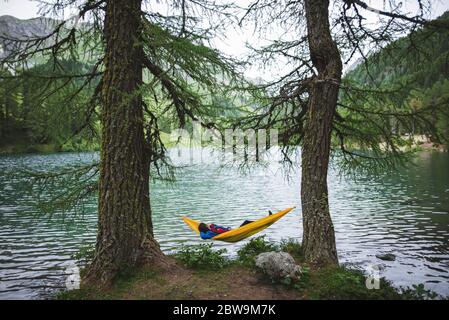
{"left": 0, "top": 148, "right": 448, "bottom": 299}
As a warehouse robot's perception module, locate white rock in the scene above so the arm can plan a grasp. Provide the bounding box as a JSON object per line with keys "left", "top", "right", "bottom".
{"left": 255, "top": 251, "right": 301, "bottom": 281}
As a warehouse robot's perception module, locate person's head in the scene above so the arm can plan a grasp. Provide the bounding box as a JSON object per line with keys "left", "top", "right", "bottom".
{"left": 198, "top": 223, "right": 210, "bottom": 233}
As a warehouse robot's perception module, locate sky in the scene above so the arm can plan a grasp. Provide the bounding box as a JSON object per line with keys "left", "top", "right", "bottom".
{"left": 1, "top": 0, "right": 449, "bottom": 79}
{"left": 2, "top": 0, "right": 449, "bottom": 21}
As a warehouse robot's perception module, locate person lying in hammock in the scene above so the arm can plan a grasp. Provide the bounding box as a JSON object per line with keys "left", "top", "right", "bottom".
{"left": 198, "top": 223, "right": 229, "bottom": 239}
{"left": 198, "top": 211, "right": 273, "bottom": 240}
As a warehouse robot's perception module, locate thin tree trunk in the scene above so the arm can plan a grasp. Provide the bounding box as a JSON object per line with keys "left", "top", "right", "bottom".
{"left": 301, "top": 0, "right": 341, "bottom": 266}
{"left": 84, "top": 0, "right": 166, "bottom": 287}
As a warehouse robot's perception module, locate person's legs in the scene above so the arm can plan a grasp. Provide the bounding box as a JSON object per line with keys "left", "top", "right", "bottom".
{"left": 240, "top": 220, "right": 254, "bottom": 227}
{"left": 240, "top": 211, "right": 273, "bottom": 227}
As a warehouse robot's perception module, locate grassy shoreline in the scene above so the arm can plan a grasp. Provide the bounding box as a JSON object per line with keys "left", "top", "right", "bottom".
{"left": 56, "top": 237, "right": 442, "bottom": 300}
{"left": 0, "top": 143, "right": 100, "bottom": 155}
{"left": 1, "top": 133, "right": 447, "bottom": 156}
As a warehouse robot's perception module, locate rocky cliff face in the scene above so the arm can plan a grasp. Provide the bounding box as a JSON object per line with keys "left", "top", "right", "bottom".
{"left": 0, "top": 15, "right": 58, "bottom": 60}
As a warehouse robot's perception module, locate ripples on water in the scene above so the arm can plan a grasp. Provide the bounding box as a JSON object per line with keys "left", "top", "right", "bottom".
{"left": 0, "top": 149, "right": 448, "bottom": 299}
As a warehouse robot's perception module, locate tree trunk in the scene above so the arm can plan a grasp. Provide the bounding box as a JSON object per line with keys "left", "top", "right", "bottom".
{"left": 301, "top": 0, "right": 341, "bottom": 266}
{"left": 84, "top": 0, "right": 166, "bottom": 287}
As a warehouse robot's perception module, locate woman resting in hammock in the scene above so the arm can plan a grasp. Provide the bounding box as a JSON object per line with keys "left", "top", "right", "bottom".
{"left": 198, "top": 211, "right": 273, "bottom": 239}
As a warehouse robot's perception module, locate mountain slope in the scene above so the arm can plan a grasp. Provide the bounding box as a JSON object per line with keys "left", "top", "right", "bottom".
{"left": 0, "top": 15, "right": 59, "bottom": 60}
{"left": 346, "top": 11, "right": 449, "bottom": 92}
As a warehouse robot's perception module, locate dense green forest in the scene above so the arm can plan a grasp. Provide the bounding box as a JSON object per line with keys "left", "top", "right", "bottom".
{"left": 1, "top": 12, "right": 448, "bottom": 154}
{"left": 0, "top": 59, "right": 99, "bottom": 152}
{"left": 344, "top": 11, "right": 449, "bottom": 146}
{"left": 0, "top": 19, "right": 242, "bottom": 154}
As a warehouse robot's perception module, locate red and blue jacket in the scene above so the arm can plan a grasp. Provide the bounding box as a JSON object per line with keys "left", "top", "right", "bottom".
{"left": 200, "top": 224, "right": 230, "bottom": 239}
{"left": 210, "top": 224, "right": 230, "bottom": 234}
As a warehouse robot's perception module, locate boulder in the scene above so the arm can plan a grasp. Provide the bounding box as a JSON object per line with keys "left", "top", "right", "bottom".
{"left": 255, "top": 251, "right": 301, "bottom": 281}
{"left": 376, "top": 253, "right": 396, "bottom": 261}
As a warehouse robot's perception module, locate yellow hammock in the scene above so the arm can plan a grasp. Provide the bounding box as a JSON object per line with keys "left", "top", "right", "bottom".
{"left": 182, "top": 207, "right": 295, "bottom": 243}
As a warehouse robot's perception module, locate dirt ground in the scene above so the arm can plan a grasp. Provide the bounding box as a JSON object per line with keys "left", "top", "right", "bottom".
{"left": 118, "top": 264, "right": 304, "bottom": 300}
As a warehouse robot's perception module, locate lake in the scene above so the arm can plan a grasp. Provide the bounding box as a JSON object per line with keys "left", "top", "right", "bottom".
{"left": 0, "top": 148, "right": 448, "bottom": 299}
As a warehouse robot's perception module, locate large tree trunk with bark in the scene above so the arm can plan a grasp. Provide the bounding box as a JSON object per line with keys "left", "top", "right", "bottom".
{"left": 301, "top": 0, "right": 342, "bottom": 266}
{"left": 84, "top": 0, "right": 166, "bottom": 286}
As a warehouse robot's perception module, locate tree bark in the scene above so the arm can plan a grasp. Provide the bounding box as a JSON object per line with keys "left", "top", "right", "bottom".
{"left": 301, "top": 0, "right": 341, "bottom": 266}
{"left": 84, "top": 0, "right": 166, "bottom": 286}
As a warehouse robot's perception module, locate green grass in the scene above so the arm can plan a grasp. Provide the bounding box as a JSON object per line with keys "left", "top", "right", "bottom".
{"left": 174, "top": 243, "right": 231, "bottom": 270}
{"left": 59, "top": 237, "right": 443, "bottom": 300}
{"left": 0, "top": 141, "right": 100, "bottom": 155}
{"left": 279, "top": 238, "right": 304, "bottom": 261}
{"left": 303, "top": 266, "right": 401, "bottom": 299}
{"left": 236, "top": 235, "right": 279, "bottom": 266}
{"left": 0, "top": 144, "right": 60, "bottom": 154}
{"left": 302, "top": 266, "right": 442, "bottom": 300}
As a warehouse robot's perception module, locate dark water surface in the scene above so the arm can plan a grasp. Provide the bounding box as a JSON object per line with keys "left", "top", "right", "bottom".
{"left": 0, "top": 149, "right": 448, "bottom": 299}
